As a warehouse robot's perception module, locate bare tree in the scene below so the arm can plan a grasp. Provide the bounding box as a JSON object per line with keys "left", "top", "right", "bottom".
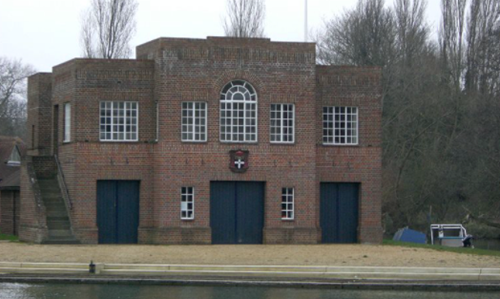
{"left": 316, "top": 0, "right": 396, "bottom": 66}
{"left": 223, "top": 0, "right": 266, "bottom": 38}
{"left": 81, "top": 0, "right": 138, "bottom": 59}
{"left": 394, "top": 0, "right": 430, "bottom": 66}
{"left": 440, "top": 0, "right": 467, "bottom": 89}
{"left": 0, "top": 57, "right": 35, "bottom": 138}
{"left": 465, "top": 0, "right": 500, "bottom": 95}
{"left": 316, "top": 0, "right": 500, "bottom": 235}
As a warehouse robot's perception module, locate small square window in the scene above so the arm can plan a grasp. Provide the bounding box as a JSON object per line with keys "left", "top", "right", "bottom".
{"left": 323, "top": 106, "right": 358, "bottom": 145}
{"left": 99, "top": 101, "right": 139, "bottom": 141}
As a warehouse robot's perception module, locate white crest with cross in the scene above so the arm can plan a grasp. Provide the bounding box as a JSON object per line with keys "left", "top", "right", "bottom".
{"left": 229, "top": 150, "right": 249, "bottom": 173}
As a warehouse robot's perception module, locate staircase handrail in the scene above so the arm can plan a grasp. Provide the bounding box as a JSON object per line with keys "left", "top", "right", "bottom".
{"left": 26, "top": 160, "right": 45, "bottom": 212}
{"left": 54, "top": 154, "right": 73, "bottom": 210}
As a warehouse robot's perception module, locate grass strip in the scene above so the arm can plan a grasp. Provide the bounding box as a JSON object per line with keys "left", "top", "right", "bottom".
{"left": 0, "top": 234, "right": 18, "bottom": 241}
{"left": 383, "top": 239, "right": 500, "bottom": 258}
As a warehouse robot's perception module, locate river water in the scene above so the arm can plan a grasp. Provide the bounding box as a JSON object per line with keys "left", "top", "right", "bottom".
{"left": 0, "top": 283, "right": 499, "bottom": 299}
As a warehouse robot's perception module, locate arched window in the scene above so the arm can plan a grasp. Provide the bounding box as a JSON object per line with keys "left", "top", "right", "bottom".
{"left": 220, "top": 80, "right": 257, "bottom": 142}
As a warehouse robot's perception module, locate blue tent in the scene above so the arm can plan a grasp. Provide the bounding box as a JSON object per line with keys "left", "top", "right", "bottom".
{"left": 393, "top": 227, "right": 427, "bottom": 244}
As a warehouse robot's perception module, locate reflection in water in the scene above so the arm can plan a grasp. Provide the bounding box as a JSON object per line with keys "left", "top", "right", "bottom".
{"left": 0, "top": 283, "right": 499, "bottom": 299}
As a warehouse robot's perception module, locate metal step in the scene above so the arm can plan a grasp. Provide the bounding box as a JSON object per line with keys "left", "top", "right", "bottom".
{"left": 43, "top": 201, "right": 66, "bottom": 207}
{"left": 47, "top": 217, "right": 71, "bottom": 229}
{"left": 39, "top": 192, "right": 63, "bottom": 197}
{"left": 33, "top": 157, "right": 79, "bottom": 244}
{"left": 42, "top": 238, "right": 80, "bottom": 245}
{"left": 48, "top": 230, "right": 73, "bottom": 238}
{"left": 45, "top": 209, "right": 68, "bottom": 213}
{"left": 38, "top": 180, "right": 59, "bottom": 184}
{"left": 42, "top": 192, "right": 63, "bottom": 197}
{"left": 47, "top": 222, "right": 71, "bottom": 230}
{"left": 44, "top": 205, "right": 66, "bottom": 211}
{"left": 46, "top": 209, "right": 68, "bottom": 217}
{"left": 46, "top": 219, "right": 70, "bottom": 223}
{"left": 38, "top": 182, "right": 60, "bottom": 192}
{"left": 38, "top": 181, "right": 60, "bottom": 188}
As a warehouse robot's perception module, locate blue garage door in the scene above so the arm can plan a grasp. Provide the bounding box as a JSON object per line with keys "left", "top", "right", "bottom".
{"left": 97, "top": 180, "right": 140, "bottom": 244}
{"left": 320, "top": 183, "right": 359, "bottom": 243}
{"left": 210, "top": 181, "right": 265, "bottom": 244}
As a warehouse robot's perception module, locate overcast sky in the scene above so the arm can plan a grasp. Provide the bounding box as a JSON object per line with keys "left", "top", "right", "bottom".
{"left": 0, "top": 0, "right": 442, "bottom": 73}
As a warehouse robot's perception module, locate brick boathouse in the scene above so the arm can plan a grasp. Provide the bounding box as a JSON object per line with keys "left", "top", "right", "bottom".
{"left": 20, "top": 36, "right": 382, "bottom": 244}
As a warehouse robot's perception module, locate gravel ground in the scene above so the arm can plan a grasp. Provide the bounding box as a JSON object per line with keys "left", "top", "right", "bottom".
{"left": 0, "top": 242, "right": 499, "bottom": 268}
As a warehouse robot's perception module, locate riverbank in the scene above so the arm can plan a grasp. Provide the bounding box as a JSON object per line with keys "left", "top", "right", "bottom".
{"left": 0, "top": 242, "right": 499, "bottom": 268}
{"left": 2, "top": 280, "right": 500, "bottom": 298}
{"left": 2, "top": 275, "right": 500, "bottom": 292}
{"left": 2, "top": 262, "right": 500, "bottom": 281}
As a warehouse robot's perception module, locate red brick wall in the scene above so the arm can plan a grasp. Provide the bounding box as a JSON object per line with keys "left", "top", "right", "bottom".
{"left": 19, "top": 158, "right": 48, "bottom": 243}
{"left": 27, "top": 73, "right": 52, "bottom": 156}
{"left": 0, "top": 190, "right": 20, "bottom": 235}
{"left": 315, "top": 66, "right": 383, "bottom": 243}
{"left": 31, "top": 156, "right": 57, "bottom": 178}
{"left": 60, "top": 142, "right": 154, "bottom": 243}
{"left": 22, "top": 37, "right": 383, "bottom": 244}
{"left": 139, "top": 37, "right": 319, "bottom": 244}
{"left": 50, "top": 59, "right": 156, "bottom": 243}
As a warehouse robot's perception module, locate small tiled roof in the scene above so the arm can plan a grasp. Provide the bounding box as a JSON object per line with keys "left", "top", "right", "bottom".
{"left": 0, "top": 136, "right": 26, "bottom": 190}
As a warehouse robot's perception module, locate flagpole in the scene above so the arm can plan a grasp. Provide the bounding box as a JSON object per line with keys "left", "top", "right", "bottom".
{"left": 304, "top": 0, "right": 308, "bottom": 42}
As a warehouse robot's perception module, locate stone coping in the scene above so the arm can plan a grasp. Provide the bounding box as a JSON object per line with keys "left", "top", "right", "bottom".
{"left": 1, "top": 262, "right": 500, "bottom": 281}
{"left": 1, "top": 275, "right": 500, "bottom": 292}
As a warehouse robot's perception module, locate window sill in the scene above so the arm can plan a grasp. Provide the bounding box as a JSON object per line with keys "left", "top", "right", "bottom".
{"left": 99, "top": 140, "right": 140, "bottom": 143}
{"left": 270, "top": 142, "right": 295, "bottom": 146}
{"left": 321, "top": 143, "right": 359, "bottom": 147}
{"left": 219, "top": 141, "right": 259, "bottom": 145}
{"left": 181, "top": 218, "right": 195, "bottom": 221}
{"left": 181, "top": 140, "right": 208, "bottom": 144}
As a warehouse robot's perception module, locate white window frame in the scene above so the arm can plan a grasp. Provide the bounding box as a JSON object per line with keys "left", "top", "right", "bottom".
{"left": 220, "top": 80, "right": 258, "bottom": 143}
{"left": 63, "top": 102, "right": 71, "bottom": 143}
{"left": 181, "top": 101, "right": 208, "bottom": 142}
{"left": 180, "top": 187, "right": 195, "bottom": 220}
{"left": 7, "top": 146, "right": 21, "bottom": 166}
{"left": 322, "top": 106, "right": 359, "bottom": 145}
{"left": 281, "top": 187, "right": 294, "bottom": 220}
{"left": 99, "top": 101, "right": 139, "bottom": 142}
{"left": 270, "top": 104, "right": 295, "bottom": 144}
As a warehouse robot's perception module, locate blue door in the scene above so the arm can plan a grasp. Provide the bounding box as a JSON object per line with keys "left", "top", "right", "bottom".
{"left": 210, "top": 181, "right": 264, "bottom": 244}
{"left": 97, "top": 180, "right": 140, "bottom": 244}
{"left": 320, "top": 183, "right": 359, "bottom": 243}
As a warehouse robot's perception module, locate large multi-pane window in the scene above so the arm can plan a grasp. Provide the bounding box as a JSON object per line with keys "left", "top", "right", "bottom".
{"left": 270, "top": 104, "right": 294, "bottom": 143}
{"left": 182, "top": 102, "right": 207, "bottom": 142}
{"left": 63, "top": 102, "right": 71, "bottom": 142}
{"left": 220, "top": 80, "right": 257, "bottom": 142}
{"left": 100, "top": 101, "right": 138, "bottom": 141}
{"left": 281, "top": 188, "right": 294, "bottom": 220}
{"left": 181, "top": 187, "right": 194, "bottom": 220}
{"left": 323, "top": 106, "right": 358, "bottom": 145}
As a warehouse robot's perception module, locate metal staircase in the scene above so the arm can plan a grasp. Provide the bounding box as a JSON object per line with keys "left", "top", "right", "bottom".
{"left": 32, "top": 157, "right": 79, "bottom": 244}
